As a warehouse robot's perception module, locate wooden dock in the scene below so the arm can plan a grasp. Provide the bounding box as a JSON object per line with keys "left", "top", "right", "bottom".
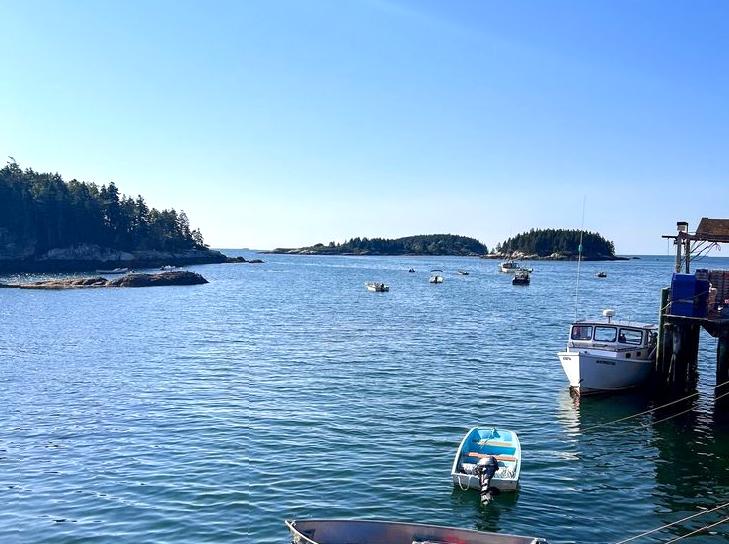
{"left": 656, "top": 218, "right": 729, "bottom": 395}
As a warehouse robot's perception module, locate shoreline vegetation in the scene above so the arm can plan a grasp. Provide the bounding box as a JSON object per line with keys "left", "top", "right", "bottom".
{"left": 486, "top": 228, "right": 626, "bottom": 261}
{"left": 0, "top": 162, "right": 227, "bottom": 272}
{"left": 270, "top": 234, "right": 488, "bottom": 257}
{"left": 269, "top": 229, "right": 624, "bottom": 261}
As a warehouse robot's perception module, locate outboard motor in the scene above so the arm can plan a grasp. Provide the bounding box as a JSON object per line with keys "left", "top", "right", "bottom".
{"left": 475, "top": 456, "right": 499, "bottom": 504}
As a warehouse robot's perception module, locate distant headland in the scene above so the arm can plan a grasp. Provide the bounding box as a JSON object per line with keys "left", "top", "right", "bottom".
{"left": 0, "top": 162, "right": 227, "bottom": 272}
{"left": 485, "top": 228, "right": 626, "bottom": 261}
{"left": 270, "top": 234, "right": 488, "bottom": 256}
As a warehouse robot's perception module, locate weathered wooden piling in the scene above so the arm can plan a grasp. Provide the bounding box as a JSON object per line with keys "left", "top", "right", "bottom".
{"left": 655, "top": 316, "right": 700, "bottom": 393}
{"left": 655, "top": 288, "right": 670, "bottom": 379}
{"left": 718, "top": 334, "right": 729, "bottom": 387}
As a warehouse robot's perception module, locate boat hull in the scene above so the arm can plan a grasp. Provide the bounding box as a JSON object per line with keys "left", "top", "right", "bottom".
{"left": 285, "top": 519, "right": 546, "bottom": 544}
{"left": 558, "top": 350, "right": 652, "bottom": 394}
{"left": 451, "top": 472, "right": 518, "bottom": 491}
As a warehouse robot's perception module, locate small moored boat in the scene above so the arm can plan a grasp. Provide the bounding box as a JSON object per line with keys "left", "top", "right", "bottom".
{"left": 408, "top": 268, "right": 415, "bottom": 273}
{"left": 96, "top": 267, "right": 129, "bottom": 274}
{"left": 557, "top": 309, "right": 658, "bottom": 394}
{"left": 285, "top": 519, "right": 547, "bottom": 544}
{"left": 499, "top": 260, "right": 519, "bottom": 273}
{"left": 451, "top": 426, "right": 521, "bottom": 494}
{"left": 365, "top": 282, "right": 389, "bottom": 292}
{"left": 512, "top": 269, "right": 530, "bottom": 285}
{"left": 429, "top": 269, "right": 444, "bottom": 283}
{"left": 457, "top": 270, "right": 470, "bottom": 276}
{"left": 595, "top": 271, "right": 607, "bottom": 278}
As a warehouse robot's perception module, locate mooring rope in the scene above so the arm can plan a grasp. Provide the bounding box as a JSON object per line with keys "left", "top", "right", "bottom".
{"left": 662, "top": 515, "right": 729, "bottom": 543}
{"left": 612, "top": 501, "right": 729, "bottom": 544}
{"left": 579, "top": 378, "right": 729, "bottom": 433}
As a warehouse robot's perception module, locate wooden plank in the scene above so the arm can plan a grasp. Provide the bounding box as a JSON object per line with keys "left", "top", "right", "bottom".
{"left": 475, "top": 440, "right": 512, "bottom": 447}
{"left": 465, "top": 452, "right": 517, "bottom": 462}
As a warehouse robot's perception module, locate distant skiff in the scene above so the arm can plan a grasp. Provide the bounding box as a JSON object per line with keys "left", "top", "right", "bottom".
{"left": 285, "top": 519, "right": 547, "bottom": 544}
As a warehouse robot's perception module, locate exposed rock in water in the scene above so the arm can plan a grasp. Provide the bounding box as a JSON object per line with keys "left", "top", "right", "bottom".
{"left": 6, "top": 271, "right": 208, "bottom": 289}
{"left": 108, "top": 271, "right": 208, "bottom": 287}
{"left": 24, "top": 277, "right": 110, "bottom": 289}
{"left": 225, "top": 256, "right": 264, "bottom": 264}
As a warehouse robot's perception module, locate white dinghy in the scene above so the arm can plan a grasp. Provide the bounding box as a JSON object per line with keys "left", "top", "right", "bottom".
{"left": 285, "top": 519, "right": 547, "bottom": 544}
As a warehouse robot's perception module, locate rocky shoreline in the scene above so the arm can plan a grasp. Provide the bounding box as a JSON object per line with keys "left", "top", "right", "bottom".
{"left": 480, "top": 252, "right": 629, "bottom": 261}
{"left": 0, "top": 271, "right": 209, "bottom": 289}
{"left": 0, "top": 244, "right": 229, "bottom": 273}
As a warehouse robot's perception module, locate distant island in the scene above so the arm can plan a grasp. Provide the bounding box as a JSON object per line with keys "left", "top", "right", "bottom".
{"left": 489, "top": 228, "right": 624, "bottom": 261}
{"left": 0, "top": 162, "right": 227, "bottom": 272}
{"left": 272, "top": 234, "right": 488, "bottom": 256}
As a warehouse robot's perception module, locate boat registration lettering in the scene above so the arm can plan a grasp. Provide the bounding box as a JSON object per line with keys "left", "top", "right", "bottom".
{"left": 596, "top": 359, "right": 615, "bottom": 366}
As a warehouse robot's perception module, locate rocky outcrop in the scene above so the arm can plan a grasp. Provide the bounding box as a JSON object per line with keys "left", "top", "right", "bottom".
{"left": 225, "top": 256, "right": 264, "bottom": 264}
{"left": 2, "top": 271, "right": 208, "bottom": 289}
{"left": 107, "top": 271, "right": 208, "bottom": 287}
{"left": 0, "top": 244, "right": 227, "bottom": 272}
{"left": 480, "top": 251, "right": 628, "bottom": 261}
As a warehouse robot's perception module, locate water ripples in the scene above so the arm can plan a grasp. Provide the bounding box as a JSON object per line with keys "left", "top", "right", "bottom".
{"left": 2, "top": 255, "right": 729, "bottom": 543}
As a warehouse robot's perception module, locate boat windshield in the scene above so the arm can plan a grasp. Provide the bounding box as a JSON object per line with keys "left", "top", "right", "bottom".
{"left": 618, "top": 328, "right": 643, "bottom": 345}
{"left": 594, "top": 326, "right": 617, "bottom": 342}
{"left": 571, "top": 325, "right": 593, "bottom": 340}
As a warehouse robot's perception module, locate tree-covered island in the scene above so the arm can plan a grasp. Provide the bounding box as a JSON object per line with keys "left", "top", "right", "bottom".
{"left": 272, "top": 234, "right": 488, "bottom": 256}
{"left": 490, "top": 228, "right": 624, "bottom": 260}
{"left": 0, "top": 162, "right": 227, "bottom": 272}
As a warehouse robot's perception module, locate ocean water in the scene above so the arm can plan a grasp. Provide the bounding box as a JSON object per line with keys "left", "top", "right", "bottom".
{"left": 1, "top": 254, "right": 729, "bottom": 543}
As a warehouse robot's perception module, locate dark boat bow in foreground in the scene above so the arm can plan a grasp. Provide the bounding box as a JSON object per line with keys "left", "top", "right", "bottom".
{"left": 285, "top": 519, "right": 548, "bottom": 544}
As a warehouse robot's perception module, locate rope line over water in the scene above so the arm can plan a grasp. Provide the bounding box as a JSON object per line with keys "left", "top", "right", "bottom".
{"left": 612, "top": 502, "right": 729, "bottom": 544}
{"left": 662, "top": 515, "right": 729, "bottom": 543}
{"left": 580, "top": 378, "right": 729, "bottom": 433}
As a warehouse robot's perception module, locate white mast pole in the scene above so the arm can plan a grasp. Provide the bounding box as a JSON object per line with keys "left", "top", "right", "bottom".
{"left": 574, "top": 197, "right": 586, "bottom": 320}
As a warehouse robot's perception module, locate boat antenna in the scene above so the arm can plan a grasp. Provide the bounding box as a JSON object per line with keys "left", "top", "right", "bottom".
{"left": 574, "top": 196, "right": 586, "bottom": 320}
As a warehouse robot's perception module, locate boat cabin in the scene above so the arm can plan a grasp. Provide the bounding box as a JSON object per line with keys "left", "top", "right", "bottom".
{"left": 569, "top": 320, "right": 657, "bottom": 352}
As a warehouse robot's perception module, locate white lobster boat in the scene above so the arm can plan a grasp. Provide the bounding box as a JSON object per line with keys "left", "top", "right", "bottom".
{"left": 557, "top": 309, "right": 658, "bottom": 394}
{"left": 365, "top": 282, "right": 389, "bottom": 292}
{"left": 429, "top": 269, "right": 444, "bottom": 283}
{"left": 451, "top": 427, "right": 521, "bottom": 492}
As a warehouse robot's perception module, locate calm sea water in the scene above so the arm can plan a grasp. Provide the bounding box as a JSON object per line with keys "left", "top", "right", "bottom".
{"left": 2, "top": 254, "right": 729, "bottom": 543}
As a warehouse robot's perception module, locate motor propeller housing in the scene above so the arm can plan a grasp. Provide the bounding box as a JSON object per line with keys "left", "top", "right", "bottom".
{"left": 475, "top": 456, "right": 500, "bottom": 504}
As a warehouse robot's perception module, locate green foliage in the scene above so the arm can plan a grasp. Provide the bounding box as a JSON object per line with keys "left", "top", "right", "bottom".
{"left": 498, "top": 228, "right": 615, "bottom": 257}
{"left": 295, "top": 234, "right": 488, "bottom": 256}
{"left": 0, "top": 162, "right": 206, "bottom": 254}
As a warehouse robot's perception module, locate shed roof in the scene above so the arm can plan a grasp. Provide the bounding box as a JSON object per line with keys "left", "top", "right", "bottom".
{"left": 695, "top": 218, "right": 729, "bottom": 242}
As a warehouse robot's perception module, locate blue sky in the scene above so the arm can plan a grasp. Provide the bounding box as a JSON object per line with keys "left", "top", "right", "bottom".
{"left": 1, "top": 0, "right": 727, "bottom": 253}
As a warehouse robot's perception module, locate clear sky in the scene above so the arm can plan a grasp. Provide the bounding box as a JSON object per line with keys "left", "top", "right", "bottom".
{"left": 1, "top": 0, "right": 727, "bottom": 253}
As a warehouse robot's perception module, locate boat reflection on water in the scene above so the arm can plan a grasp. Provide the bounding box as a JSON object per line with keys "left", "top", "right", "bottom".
{"left": 557, "top": 387, "right": 729, "bottom": 541}
{"left": 649, "top": 400, "right": 729, "bottom": 532}
{"left": 449, "top": 484, "right": 520, "bottom": 534}
{"left": 557, "top": 387, "right": 652, "bottom": 435}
